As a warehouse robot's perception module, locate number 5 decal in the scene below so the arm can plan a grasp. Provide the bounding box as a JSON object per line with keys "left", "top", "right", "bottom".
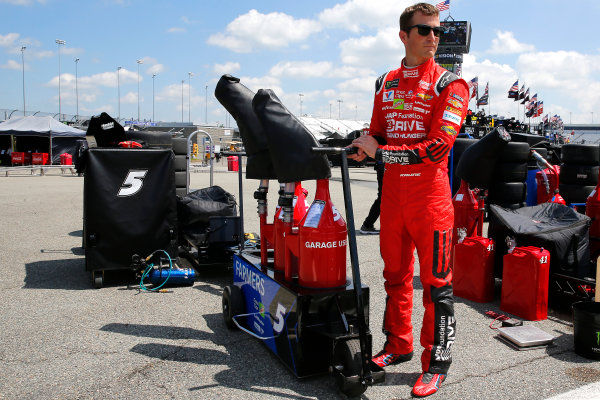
{"left": 118, "top": 170, "right": 148, "bottom": 197}
{"left": 272, "top": 303, "right": 287, "bottom": 334}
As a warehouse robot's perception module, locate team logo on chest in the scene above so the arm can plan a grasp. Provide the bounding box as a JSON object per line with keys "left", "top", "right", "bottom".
{"left": 383, "top": 90, "right": 394, "bottom": 102}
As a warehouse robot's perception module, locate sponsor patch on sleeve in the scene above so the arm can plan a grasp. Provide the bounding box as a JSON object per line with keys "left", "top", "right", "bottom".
{"left": 447, "top": 98, "right": 462, "bottom": 108}
{"left": 442, "top": 110, "right": 461, "bottom": 125}
{"left": 441, "top": 125, "right": 457, "bottom": 136}
{"left": 445, "top": 106, "right": 462, "bottom": 114}
{"left": 450, "top": 92, "right": 464, "bottom": 102}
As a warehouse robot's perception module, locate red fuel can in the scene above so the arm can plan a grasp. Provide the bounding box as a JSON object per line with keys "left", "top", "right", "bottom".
{"left": 501, "top": 246, "right": 550, "bottom": 321}
{"left": 453, "top": 236, "right": 495, "bottom": 303}
{"left": 274, "top": 182, "right": 309, "bottom": 273}
{"left": 452, "top": 180, "right": 481, "bottom": 244}
{"left": 297, "top": 179, "right": 347, "bottom": 288}
{"left": 536, "top": 166, "right": 560, "bottom": 204}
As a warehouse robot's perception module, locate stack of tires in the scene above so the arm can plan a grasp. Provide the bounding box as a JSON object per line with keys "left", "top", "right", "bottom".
{"left": 449, "top": 137, "right": 477, "bottom": 195}
{"left": 172, "top": 137, "right": 189, "bottom": 197}
{"left": 487, "top": 142, "right": 530, "bottom": 209}
{"left": 559, "top": 144, "right": 600, "bottom": 209}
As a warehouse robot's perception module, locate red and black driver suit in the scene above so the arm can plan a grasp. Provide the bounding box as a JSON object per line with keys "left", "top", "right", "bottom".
{"left": 369, "top": 57, "right": 469, "bottom": 374}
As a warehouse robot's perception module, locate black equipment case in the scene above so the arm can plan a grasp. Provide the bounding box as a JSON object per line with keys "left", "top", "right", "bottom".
{"left": 84, "top": 148, "right": 177, "bottom": 283}
{"left": 488, "top": 203, "right": 593, "bottom": 279}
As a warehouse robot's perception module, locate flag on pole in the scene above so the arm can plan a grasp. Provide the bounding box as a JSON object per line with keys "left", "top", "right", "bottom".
{"left": 468, "top": 76, "right": 478, "bottom": 100}
{"left": 477, "top": 83, "right": 489, "bottom": 106}
{"left": 435, "top": 0, "right": 450, "bottom": 11}
{"left": 542, "top": 114, "right": 549, "bottom": 123}
{"left": 518, "top": 84, "right": 526, "bottom": 101}
{"left": 535, "top": 101, "right": 544, "bottom": 117}
{"left": 521, "top": 88, "right": 530, "bottom": 104}
{"left": 508, "top": 80, "right": 519, "bottom": 99}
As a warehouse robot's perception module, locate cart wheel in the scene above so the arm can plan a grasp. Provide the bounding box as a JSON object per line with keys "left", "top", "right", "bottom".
{"left": 333, "top": 339, "right": 367, "bottom": 397}
{"left": 222, "top": 285, "right": 244, "bottom": 330}
{"left": 93, "top": 270, "right": 104, "bottom": 289}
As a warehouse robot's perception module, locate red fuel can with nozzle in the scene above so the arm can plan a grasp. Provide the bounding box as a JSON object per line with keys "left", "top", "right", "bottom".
{"left": 274, "top": 182, "right": 309, "bottom": 272}
{"left": 452, "top": 180, "right": 482, "bottom": 244}
{"left": 297, "top": 179, "right": 347, "bottom": 288}
{"left": 536, "top": 166, "right": 560, "bottom": 204}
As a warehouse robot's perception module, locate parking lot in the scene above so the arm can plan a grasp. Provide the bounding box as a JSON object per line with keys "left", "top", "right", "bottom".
{"left": 1, "top": 163, "right": 599, "bottom": 399}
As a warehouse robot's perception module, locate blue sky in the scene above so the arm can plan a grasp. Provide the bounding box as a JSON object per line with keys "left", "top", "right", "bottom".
{"left": 1, "top": 0, "right": 599, "bottom": 125}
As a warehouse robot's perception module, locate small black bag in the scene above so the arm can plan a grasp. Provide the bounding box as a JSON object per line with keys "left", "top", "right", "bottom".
{"left": 177, "top": 186, "right": 237, "bottom": 230}
{"left": 489, "top": 203, "right": 593, "bottom": 279}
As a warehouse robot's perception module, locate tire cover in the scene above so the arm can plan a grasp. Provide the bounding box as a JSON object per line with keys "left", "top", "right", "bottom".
{"left": 455, "top": 126, "right": 511, "bottom": 189}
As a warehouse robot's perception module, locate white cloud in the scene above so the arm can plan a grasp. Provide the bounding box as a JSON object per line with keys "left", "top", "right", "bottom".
{"left": 147, "top": 64, "right": 165, "bottom": 75}
{"left": 0, "top": 33, "right": 20, "bottom": 47}
{"left": 319, "top": 0, "right": 412, "bottom": 33}
{"left": 213, "top": 62, "right": 241, "bottom": 75}
{"left": 340, "top": 26, "right": 403, "bottom": 69}
{"left": 46, "top": 69, "right": 137, "bottom": 90}
{"left": 0, "top": 59, "right": 21, "bottom": 70}
{"left": 337, "top": 75, "right": 378, "bottom": 94}
{"left": 122, "top": 91, "right": 138, "bottom": 104}
{"left": 167, "top": 27, "right": 186, "bottom": 33}
{"left": 516, "top": 50, "right": 600, "bottom": 113}
{"left": 207, "top": 9, "right": 321, "bottom": 53}
{"left": 488, "top": 31, "right": 535, "bottom": 54}
{"left": 269, "top": 61, "right": 333, "bottom": 79}
{"left": 238, "top": 75, "right": 283, "bottom": 97}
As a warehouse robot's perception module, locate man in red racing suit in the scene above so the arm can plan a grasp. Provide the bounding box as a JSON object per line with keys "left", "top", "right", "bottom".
{"left": 350, "top": 3, "right": 469, "bottom": 397}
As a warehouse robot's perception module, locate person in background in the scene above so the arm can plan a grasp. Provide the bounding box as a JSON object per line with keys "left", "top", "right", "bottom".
{"left": 349, "top": 2, "right": 469, "bottom": 397}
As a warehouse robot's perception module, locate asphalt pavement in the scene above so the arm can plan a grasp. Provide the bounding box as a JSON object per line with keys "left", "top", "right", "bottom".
{"left": 0, "top": 161, "right": 599, "bottom": 400}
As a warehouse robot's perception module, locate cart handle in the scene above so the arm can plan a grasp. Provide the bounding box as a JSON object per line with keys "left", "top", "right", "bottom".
{"left": 311, "top": 146, "right": 358, "bottom": 155}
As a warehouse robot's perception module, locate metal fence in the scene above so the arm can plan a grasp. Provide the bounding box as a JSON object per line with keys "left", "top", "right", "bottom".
{"left": 0, "top": 109, "right": 92, "bottom": 124}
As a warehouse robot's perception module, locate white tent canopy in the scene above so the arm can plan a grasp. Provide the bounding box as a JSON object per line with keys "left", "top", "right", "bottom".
{"left": 0, "top": 116, "right": 85, "bottom": 137}
{"left": 0, "top": 116, "right": 85, "bottom": 164}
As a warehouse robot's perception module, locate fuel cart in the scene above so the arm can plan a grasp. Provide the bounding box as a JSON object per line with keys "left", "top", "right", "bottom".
{"left": 216, "top": 75, "right": 385, "bottom": 397}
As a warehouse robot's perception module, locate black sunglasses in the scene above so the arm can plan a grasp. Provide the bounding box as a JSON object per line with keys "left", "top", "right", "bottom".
{"left": 405, "top": 24, "right": 445, "bottom": 37}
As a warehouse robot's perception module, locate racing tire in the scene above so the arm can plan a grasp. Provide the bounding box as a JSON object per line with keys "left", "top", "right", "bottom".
{"left": 488, "top": 182, "right": 527, "bottom": 204}
{"left": 558, "top": 184, "right": 596, "bottom": 205}
{"left": 492, "top": 162, "right": 528, "bottom": 182}
{"left": 559, "top": 164, "right": 599, "bottom": 186}
{"left": 498, "top": 142, "right": 530, "bottom": 163}
{"left": 561, "top": 144, "right": 600, "bottom": 165}
{"left": 174, "top": 154, "right": 188, "bottom": 172}
{"left": 222, "top": 285, "right": 244, "bottom": 330}
{"left": 172, "top": 137, "right": 189, "bottom": 155}
{"left": 175, "top": 171, "right": 187, "bottom": 187}
{"left": 333, "top": 339, "right": 367, "bottom": 398}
